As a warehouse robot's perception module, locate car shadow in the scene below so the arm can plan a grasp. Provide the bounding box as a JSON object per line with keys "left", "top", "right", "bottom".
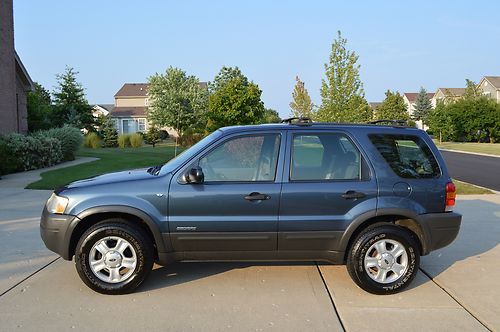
{"left": 139, "top": 261, "right": 315, "bottom": 293}
{"left": 420, "top": 198, "right": 500, "bottom": 277}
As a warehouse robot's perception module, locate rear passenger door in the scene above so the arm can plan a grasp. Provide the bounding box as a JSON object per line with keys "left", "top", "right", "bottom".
{"left": 278, "top": 130, "right": 378, "bottom": 252}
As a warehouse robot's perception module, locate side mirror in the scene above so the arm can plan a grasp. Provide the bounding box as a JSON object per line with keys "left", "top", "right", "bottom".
{"left": 186, "top": 166, "right": 204, "bottom": 184}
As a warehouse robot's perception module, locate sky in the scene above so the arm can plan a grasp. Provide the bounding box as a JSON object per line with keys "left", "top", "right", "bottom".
{"left": 13, "top": 0, "right": 500, "bottom": 118}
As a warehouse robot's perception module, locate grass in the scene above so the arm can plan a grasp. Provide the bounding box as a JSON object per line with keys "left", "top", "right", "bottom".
{"left": 434, "top": 141, "right": 500, "bottom": 156}
{"left": 27, "top": 142, "right": 182, "bottom": 190}
{"left": 454, "top": 179, "right": 493, "bottom": 195}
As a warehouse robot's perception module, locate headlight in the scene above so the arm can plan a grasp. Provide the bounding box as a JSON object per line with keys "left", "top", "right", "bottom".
{"left": 46, "top": 193, "right": 69, "bottom": 214}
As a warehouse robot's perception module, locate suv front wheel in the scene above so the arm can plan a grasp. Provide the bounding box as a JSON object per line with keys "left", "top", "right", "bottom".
{"left": 347, "top": 224, "right": 420, "bottom": 295}
{"left": 75, "top": 219, "right": 154, "bottom": 295}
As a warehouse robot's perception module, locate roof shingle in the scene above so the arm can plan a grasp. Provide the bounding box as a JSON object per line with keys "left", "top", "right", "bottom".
{"left": 110, "top": 107, "right": 146, "bottom": 117}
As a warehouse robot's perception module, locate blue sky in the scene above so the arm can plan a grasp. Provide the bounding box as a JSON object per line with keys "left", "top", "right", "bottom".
{"left": 14, "top": 0, "right": 500, "bottom": 117}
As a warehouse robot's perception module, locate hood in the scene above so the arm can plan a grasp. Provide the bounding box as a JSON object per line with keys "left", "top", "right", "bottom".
{"left": 65, "top": 168, "right": 157, "bottom": 189}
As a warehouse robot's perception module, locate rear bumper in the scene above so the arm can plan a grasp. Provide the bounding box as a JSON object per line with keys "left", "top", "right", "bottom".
{"left": 40, "top": 206, "right": 79, "bottom": 260}
{"left": 419, "top": 212, "right": 462, "bottom": 255}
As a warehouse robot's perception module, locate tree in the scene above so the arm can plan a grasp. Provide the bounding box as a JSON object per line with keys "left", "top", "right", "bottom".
{"left": 52, "top": 66, "right": 94, "bottom": 130}
{"left": 99, "top": 115, "right": 118, "bottom": 147}
{"left": 316, "top": 31, "right": 372, "bottom": 123}
{"left": 27, "top": 82, "right": 53, "bottom": 132}
{"left": 147, "top": 67, "right": 208, "bottom": 137}
{"left": 376, "top": 90, "right": 410, "bottom": 121}
{"left": 145, "top": 124, "right": 161, "bottom": 148}
{"left": 412, "top": 87, "right": 432, "bottom": 126}
{"left": 261, "top": 108, "right": 281, "bottom": 123}
{"left": 462, "top": 79, "right": 482, "bottom": 100}
{"left": 289, "top": 76, "right": 314, "bottom": 118}
{"left": 207, "top": 66, "right": 265, "bottom": 130}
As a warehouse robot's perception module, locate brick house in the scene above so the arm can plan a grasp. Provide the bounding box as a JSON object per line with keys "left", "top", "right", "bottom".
{"left": 0, "top": 0, "right": 34, "bottom": 135}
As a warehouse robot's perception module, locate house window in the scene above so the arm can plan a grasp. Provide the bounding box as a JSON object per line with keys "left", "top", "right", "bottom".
{"left": 145, "top": 98, "right": 149, "bottom": 106}
{"left": 122, "top": 119, "right": 135, "bottom": 134}
{"left": 138, "top": 119, "right": 146, "bottom": 132}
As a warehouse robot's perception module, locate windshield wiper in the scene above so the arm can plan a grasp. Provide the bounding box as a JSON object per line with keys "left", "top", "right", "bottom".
{"left": 147, "top": 164, "right": 163, "bottom": 176}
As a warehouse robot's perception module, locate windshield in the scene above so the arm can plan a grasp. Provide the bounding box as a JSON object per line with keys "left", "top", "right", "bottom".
{"left": 160, "top": 130, "right": 223, "bottom": 174}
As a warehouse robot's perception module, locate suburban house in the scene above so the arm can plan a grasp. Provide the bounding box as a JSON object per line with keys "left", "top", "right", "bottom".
{"left": 431, "top": 88, "right": 466, "bottom": 107}
{"left": 403, "top": 92, "right": 434, "bottom": 129}
{"left": 110, "top": 83, "right": 150, "bottom": 135}
{"left": 0, "top": 0, "right": 34, "bottom": 135}
{"left": 478, "top": 76, "right": 500, "bottom": 102}
{"left": 100, "top": 82, "right": 207, "bottom": 136}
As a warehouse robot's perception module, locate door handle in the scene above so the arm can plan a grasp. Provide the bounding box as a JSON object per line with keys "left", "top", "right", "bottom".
{"left": 341, "top": 190, "right": 366, "bottom": 199}
{"left": 244, "top": 192, "right": 271, "bottom": 201}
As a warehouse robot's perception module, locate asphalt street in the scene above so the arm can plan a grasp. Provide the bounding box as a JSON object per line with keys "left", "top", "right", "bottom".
{"left": 440, "top": 150, "right": 500, "bottom": 191}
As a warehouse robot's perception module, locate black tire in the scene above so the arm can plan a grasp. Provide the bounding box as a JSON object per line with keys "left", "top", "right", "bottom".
{"left": 75, "top": 219, "right": 154, "bottom": 295}
{"left": 347, "top": 224, "right": 420, "bottom": 295}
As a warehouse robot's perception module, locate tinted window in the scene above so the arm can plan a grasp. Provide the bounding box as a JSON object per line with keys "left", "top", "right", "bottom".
{"left": 369, "top": 134, "right": 440, "bottom": 179}
{"left": 291, "top": 133, "right": 361, "bottom": 181}
{"left": 199, "top": 134, "right": 280, "bottom": 182}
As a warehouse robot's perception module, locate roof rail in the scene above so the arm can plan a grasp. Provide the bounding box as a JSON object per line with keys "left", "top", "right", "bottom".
{"left": 367, "top": 119, "right": 407, "bottom": 126}
{"left": 281, "top": 117, "right": 313, "bottom": 125}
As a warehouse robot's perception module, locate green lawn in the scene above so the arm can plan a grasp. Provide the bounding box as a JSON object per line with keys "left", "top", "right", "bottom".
{"left": 27, "top": 143, "right": 182, "bottom": 190}
{"left": 435, "top": 141, "right": 500, "bottom": 156}
{"left": 454, "top": 179, "right": 493, "bottom": 195}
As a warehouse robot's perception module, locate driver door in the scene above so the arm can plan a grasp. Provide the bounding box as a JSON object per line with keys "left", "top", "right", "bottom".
{"left": 168, "top": 131, "right": 285, "bottom": 252}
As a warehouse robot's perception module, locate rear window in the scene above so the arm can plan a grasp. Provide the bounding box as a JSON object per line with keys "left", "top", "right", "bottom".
{"left": 369, "top": 134, "right": 440, "bottom": 179}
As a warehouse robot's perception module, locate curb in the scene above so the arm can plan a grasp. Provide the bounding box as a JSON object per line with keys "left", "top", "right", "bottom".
{"left": 439, "top": 148, "right": 500, "bottom": 159}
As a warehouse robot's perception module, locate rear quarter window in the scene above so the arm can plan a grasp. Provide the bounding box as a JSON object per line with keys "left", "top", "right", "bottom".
{"left": 369, "top": 134, "right": 440, "bottom": 179}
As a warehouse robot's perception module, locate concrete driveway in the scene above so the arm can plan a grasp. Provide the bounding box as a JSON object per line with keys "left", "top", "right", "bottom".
{"left": 0, "top": 164, "right": 498, "bottom": 331}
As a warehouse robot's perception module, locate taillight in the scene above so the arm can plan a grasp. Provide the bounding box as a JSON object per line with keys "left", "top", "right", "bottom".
{"left": 445, "top": 182, "right": 456, "bottom": 211}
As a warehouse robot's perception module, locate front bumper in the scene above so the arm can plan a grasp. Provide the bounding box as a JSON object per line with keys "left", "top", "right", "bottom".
{"left": 419, "top": 212, "right": 462, "bottom": 255}
{"left": 40, "top": 206, "right": 79, "bottom": 260}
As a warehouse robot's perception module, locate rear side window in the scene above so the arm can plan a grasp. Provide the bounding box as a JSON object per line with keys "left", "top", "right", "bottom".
{"left": 369, "top": 134, "right": 440, "bottom": 179}
{"left": 291, "top": 133, "right": 363, "bottom": 181}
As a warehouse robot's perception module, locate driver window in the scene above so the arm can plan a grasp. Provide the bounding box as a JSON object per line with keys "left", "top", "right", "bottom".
{"left": 199, "top": 134, "right": 280, "bottom": 182}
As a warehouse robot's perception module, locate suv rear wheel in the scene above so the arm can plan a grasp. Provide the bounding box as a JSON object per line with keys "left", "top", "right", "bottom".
{"left": 75, "top": 219, "right": 154, "bottom": 295}
{"left": 347, "top": 224, "right": 419, "bottom": 294}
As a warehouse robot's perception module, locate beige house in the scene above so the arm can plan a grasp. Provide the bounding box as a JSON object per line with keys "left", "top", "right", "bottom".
{"left": 0, "top": 0, "right": 34, "bottom": 135}
{"left": 108, "top": 82, "right": 207, "bottom": 136}
{"left": 478, "top": 76, "right": 500, "bottom": 102}
{"left": 431, "top": 88, "right": 466, "bottom": 107}
{"left": 110, "top": 83, "right": 150, "bottom": 135}
{"left": 403, "top": 92, "right": 434, "bottom": 129}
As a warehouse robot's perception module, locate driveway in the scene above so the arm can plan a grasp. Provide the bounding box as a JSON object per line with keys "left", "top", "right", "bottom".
{"left": 0, "top": 162, "right": 498, "bottom": 331}
{"left": 441, "top": 150, "right": 500, "bottom": 191}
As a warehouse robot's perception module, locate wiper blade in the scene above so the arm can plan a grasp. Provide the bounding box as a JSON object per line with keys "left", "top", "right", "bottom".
{"left": 147, "top": 164, "right": 163, "bottom": 175}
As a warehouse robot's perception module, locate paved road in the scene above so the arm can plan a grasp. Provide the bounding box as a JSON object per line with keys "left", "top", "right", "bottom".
{"left": 441, "top": 150, "right": 500, "bottom": 191}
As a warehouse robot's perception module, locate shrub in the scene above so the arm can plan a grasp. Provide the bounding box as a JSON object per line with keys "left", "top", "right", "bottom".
{"left": 118, "top": 134, "right": 131, "bottom": 148}
{"left": 129, "top": 133, "right": 143, "bottom": 148}
{"left": 0, "top": 137, "right": 21, "bottom": 175}
{"left": 3, "top": 133, "right": 63, "bottom": 171}
{"left": 178, "top": 131, "right": 204, "bottom": 147}
{"left": 100, "top": 116, "right": 118, "bottom": 147}
{"left": 34, "top": 125, "right": 83, "bottom": 160}
{"left": 84, "top": 132, "right": 101, "bottom": 148}
{"left": 145, "top": 125, "right": 161, "bottom": 148}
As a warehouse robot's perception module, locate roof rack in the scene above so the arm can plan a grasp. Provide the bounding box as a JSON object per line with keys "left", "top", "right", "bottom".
{"left": 367, "top": 119, "right": 407, "bottom": 126}
{"left": 281, "top": 117, "right": 313, "bottom": 125}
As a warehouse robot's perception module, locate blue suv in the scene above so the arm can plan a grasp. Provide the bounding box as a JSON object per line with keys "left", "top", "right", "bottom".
{"left": 40, "top": 119, "right": 461, "bottom": 294}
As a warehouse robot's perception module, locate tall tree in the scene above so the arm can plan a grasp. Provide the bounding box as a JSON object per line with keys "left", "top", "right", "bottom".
{"left": 412, "top": 87, "right": 432, "bottom": 126}
{"left": 207, "top": 66, "right": 265, "bottom": 131}
{"left": 147, "top": 67, "right": 208, "bottom": 136}
{"left": 52, "top": 66, "right": 94, "bottom": 130}
{"left": 289, "top": 76, "right": 314, "bottom": 118}
{"left": 376, "top": 90, "right": 410, "bottom": 121}
{"left": 317, "top": 31, "right": 372, "bottom": 123}
{"left": 27, "top": 82, "right": 53, "bottom": 132}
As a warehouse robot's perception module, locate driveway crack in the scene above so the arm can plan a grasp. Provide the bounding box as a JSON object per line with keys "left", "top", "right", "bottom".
{"left": 316, "top": 263, "right": 346, "bottom": 332}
